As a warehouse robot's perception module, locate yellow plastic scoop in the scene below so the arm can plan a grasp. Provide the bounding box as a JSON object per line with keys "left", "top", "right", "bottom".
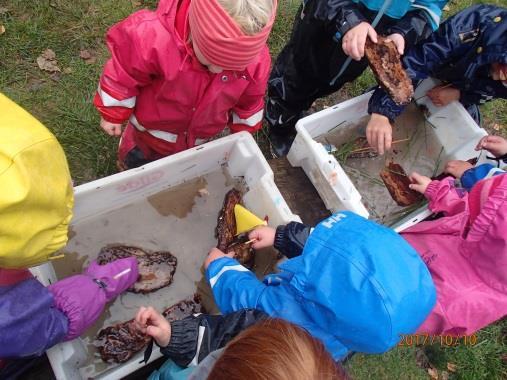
{"left": 234, "top": 204, "right": 267, "bottom": 235}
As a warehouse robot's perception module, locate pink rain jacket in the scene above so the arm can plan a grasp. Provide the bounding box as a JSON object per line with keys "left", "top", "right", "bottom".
{"left": 401, "top": 176, "right": 507, "bottom": 335}
{"left": 94, "top": 0, "right": 270, "bottom": 160}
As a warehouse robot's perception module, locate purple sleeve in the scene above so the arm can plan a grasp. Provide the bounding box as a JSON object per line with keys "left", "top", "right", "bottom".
{"left": 0, "top": 278, "right": 68, "bottom": 358}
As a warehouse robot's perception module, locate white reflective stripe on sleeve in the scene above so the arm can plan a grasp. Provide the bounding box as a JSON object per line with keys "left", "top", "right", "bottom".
{"left": 98, "top": 86, "right": 136, "bottom": 108}
{"left": 486, "top": 167, "right": 505, "bottom": 179}
{"left": 195, "top": 138, "right": 208, "bottom": 146}
{"left": 209, "top": 264, "right": 249, "bottom": 288}
{"left": 232, "top": 109, "right": 263, "bottom": 128}
{"left": 129, "top": 115, "right": 178, "bottom": 143}
{"left": 189, "top": 325, "right": 206, "bottom": 366}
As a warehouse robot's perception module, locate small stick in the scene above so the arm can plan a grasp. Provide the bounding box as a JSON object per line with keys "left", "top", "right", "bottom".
{"left": 414, "top": 83, "right": 454, "bottom": 102}
{"left": 113, "top": 268, "right": 132, "bottom": 280}
{"left": 244, "top": 238, "right": 258, "bottom": 245}
{"left": 350, "top": 138, "right": 410, "bottom": 154}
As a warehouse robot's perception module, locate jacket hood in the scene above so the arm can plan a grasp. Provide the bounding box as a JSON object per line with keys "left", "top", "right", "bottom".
{"left": 279, "top": 211, "right": 436, "bottom": 354}
{"left": 156, "top": 0, "right": 179, "bottom": 36}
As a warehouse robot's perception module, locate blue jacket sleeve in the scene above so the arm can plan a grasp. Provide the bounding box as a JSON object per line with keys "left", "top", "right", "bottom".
{"left": 206, "top": 257, "right": 268, "bottom": 314}
{"left": 461, "top": 164, "right": 506, "bottom": 191}
{"left": 273, "top": 222, "right": 311, "bottom": 259}
{"left": 0, "top": 278, "right": 69, "bottom": 358}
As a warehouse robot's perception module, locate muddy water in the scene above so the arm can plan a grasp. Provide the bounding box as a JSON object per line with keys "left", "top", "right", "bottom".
{"left": 56, "top": 169, "right": 246, "bottom": 378}
{"left": 317, "top": 104, "right": 442, "bottom": 225}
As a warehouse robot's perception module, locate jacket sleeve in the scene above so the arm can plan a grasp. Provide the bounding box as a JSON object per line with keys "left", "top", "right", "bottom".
{"left": 332, "top": 1, "right": 368, "bottom": 40}
{"left": 0, "top": 278, "right": 69, "bottom": 358}
{"left": 93, "top": 10, "right": 160, "bottom": 123}
{"left": 385, "top": 10, "right": 434, "bottom": 48}
{"left": 160, "top": 309, "right": 267, "bottom": 367}
{"left": 461, "top": 164, "right": 506, "bottom": 191}
{"left": 206, "top": 257, "right": 268, "bottom": 314}
{"left": 423, "top": 177, "right": 469, "bottom": 216}
{"left": 458, "top": 78, "right": 507, "bottom": 106}
{"left": 230, "top": 47, "right": 271, "bottom": 134}
{"left": 273, "top": 222, "right": 311, "bottom": 258}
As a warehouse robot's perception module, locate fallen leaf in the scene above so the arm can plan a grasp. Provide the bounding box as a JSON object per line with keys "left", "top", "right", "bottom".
{"left": 492, "top": 123, "right": 501, "bottom": 131}
{"left": 79, "top": 49, "right": 96, "bottom": 64}
{"left": 27, "top": 78, "right": 46, "bottom": 91}
{"left": 0, "top": 7, "right": 8, "bottom": 15}
{"left": 63, "top": 67, "right": 73, "bottom": 74}
{"left": 37, "top": 49, "right": 60, "bottom": 72}
{"left": 441, "top": 371, "right": 449, "bottom": 380}
{"left": 131, "top": 0, "right": 142, "bottom": 6}
{"left": 0, "top": 25, "right": 5, "bottom": 35}
{"left": 50, "top": 72, "right": 62, "bottom": 82}
{"left": 447, "top": 363, "right": 457, "bottom": 373}
{"left": 427, "top": 367, "right": 439, "bottom": 380}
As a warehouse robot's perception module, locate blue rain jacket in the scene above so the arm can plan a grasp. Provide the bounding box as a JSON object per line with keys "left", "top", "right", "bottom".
{"left": 206, "top": 211, "right": 436, "bottom": 360}
{"left": 369, "top": 4, "right": 507, "bottom": 121}
{"left": 461, "top": 163, "right": 506, "bottom": 191}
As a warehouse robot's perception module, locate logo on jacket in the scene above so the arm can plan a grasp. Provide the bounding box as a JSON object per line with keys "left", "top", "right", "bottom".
{"left": 321, "top": 213, "right": 347, "bottom": 229}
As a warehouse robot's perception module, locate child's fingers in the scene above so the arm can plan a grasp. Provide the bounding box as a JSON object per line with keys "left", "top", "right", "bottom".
{"left": 367, "top": 25, "right": 378, "bottom": 44}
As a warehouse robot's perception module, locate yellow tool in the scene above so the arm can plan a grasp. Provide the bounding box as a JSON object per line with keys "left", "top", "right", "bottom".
{"left": 234, "top": 204, "right": 267, "bottom": 235}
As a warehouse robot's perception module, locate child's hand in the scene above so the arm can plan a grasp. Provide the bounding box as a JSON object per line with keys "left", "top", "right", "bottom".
{"left": 135, "top": 306, "right": 171, "bottom": 347}
{"left": 409, "top": 172, "right": 432, "bottom": 194}
{"left": 204, "top": 248, "right": 235, "bottom": 269}
{"left": 444, "top": 160, "right": 473, "bottom": 179}
{"left": 100, "top": 117, "right": 123, "bottom": 137}
{"left": 385, "top": 33, "right": 405, "bottom": 55}
{"left": 366, "top": 113, "right": 392, "bottom": 155}
{"left": 427, "top": 86, "right": 460, "bottom": 107}
{"left": 248, "top": 226, "right": 276, "bottom": 249}
{"left": 342, "top": 22, "right": 377, "bottom": 61}
{"left": 475, "top": 135, "right": 507, "bottom": 158}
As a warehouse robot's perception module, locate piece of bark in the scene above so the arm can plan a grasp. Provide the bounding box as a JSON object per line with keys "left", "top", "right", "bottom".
{"left": 215, "top": 189, "right": 255, "bottom": 268}
{"left": 97, "top": 295, "right": 204, "bottom": 363}
{"left": 380, "top": 162, "right": 423, "bottom": 206}
{"left": 365, "top": 36, "right": 413, "bottom": 105}
{"left": 97, "top": 245, "right": 177, "bottom": 294}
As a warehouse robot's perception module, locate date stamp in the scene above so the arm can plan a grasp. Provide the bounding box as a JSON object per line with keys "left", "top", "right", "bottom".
{"left": 398, "top": 333, "right": 478, "bottom": 347}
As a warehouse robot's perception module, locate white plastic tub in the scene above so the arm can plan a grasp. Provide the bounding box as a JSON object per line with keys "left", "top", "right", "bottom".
{"left": 287, "top": 79, "right": 488, "bottom": 231}
{"left": 30, "top": 132, "right": 299, "bottom": 380}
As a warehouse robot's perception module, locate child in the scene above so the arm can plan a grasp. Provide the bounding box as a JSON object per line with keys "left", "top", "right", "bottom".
{"left": 265, "top": 0, "right": 448, "bottom": 156}
{"left": 0, "top": 94, "right": 138, "bottom": 372}
{"left": 134, "top": 308, "right": 346, "bottom": 379}
{"left": 94, "top": 0, "right": 276, "bottom": 169}
{"left": 367, "top": 5, "right": 507, "bottom": 154}
{"left": 204, "top": 211, "right": 437, "bottom": 360}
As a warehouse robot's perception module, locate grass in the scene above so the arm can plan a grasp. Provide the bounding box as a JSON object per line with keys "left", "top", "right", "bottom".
{"left": 1, "top": 0, "right": 506, "bottom": 379}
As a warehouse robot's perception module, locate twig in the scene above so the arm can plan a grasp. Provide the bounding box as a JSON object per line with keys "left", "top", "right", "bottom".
{"left": 349, "top": 138, "right": 410, "bottom": 154}
{"left": 431, "top": 146, "right": 445, "bottom": 178}
{"left": 414, "top": 83, "right": 454, "bottom": 102}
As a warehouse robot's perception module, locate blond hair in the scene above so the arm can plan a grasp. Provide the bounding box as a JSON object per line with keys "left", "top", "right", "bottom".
{"left": 208, "top": 318, "right": 347, "bottom": 380}
{"left": 217, "top": 0, "right": 275, "bottom": 35}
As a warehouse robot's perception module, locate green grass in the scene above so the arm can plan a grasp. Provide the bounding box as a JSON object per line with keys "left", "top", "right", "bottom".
{"left": 1, "top": 1, "right": 506, "bottom": 378}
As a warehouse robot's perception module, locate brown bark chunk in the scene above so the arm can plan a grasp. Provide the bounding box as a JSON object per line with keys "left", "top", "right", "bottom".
{"left": 380, "top": 162, "right": 423, "bottom": 206}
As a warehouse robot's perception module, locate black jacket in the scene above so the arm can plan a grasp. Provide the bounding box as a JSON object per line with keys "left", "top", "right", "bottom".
{"left": 369, "top": 4, "right": 507, "bottom": 120}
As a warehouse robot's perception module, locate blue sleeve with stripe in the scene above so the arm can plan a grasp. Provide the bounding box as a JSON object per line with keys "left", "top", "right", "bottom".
{"left": 461, "top": 164, "right": 505, "bottom": 191}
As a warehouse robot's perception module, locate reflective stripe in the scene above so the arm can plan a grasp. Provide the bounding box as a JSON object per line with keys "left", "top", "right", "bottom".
{"left": 486, "top": 167, "right": 504, "bottom": 179}
{"left": 195, "top": 138, "right": 208, "bottom": 145}
{"left": 411, "top": 4, "right": 440, "bottom": 27}
{"left": 98, "top": 86, "right": 136, "bottom": 108}
{"left": 209, "top": 264, "right": 249, "bottom": 288}
{"left": 232, "top": 109, "right": 263, "bottom": 128}
{"left": 189, "top": 325, "right": 206, "bottom": 366}
{"left": 130, "top": 115, "right": 178, "bottom": 143}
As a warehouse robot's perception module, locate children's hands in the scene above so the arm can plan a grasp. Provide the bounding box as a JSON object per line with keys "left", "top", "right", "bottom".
{"left": 385, "top": 33, "right": 405, "bottom": 55}
{"left": 342, "top": 22, "right": 377, "bottom": 61}
{"left": 409, "top": 172, "right": 432, "bottom": 194}
{"left": 366, "top": 113, "right": 392, "bottom": 155}
{"left": 135, "top": 306, "right": 171, "bottom": 347}
{"left": 427, "top": 86, "right": 460, "bottom": 107}
{"left": 444, "top": 160, "right": 473, "bottom": 179}
{"left": 248, "top": 226, "right": 276, "bottom": 249}
{"left": 475, "top": 135, "right": 507, "bottom": 158}
{"left": 204, "top": 248, "right": 235, "bottom": 269}
{"left": 100, "top": 117, "right": 123, "bottom": 137}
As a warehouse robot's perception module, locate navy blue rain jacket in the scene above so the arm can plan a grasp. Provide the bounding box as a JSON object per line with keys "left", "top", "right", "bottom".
{"left": 369, "top": 4, "right": 507, "bottom": 120}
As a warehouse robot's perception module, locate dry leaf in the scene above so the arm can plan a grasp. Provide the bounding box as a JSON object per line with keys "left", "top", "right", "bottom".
{"left": 0, "top": 25, "right": 5, "bottom": 35}
{"left": 492, "top": 123, "right": 501, "bottom": 131}
{"left": 441, "top": 371, "right": 449, "bottom": 380}
{"left": 37, "top": 49, "right": 60, "bottom": 72}
{"left": 28, "top": 78, "right": 46, "bottom": 91}
{"left": 131, "top": 0, "right": 142, "bottom": 6}
{"left": 63, "top": 67, "right": 73, "bottom": 74}
{"left": 79, "top": 49, "right": 96, "bottom": 64}
{"left": 0, "top": 7, "right": 8, "bottom": 15}
{"left": 447, "top": 363, "right": 457, "bottom": 373}
{"left": 427, "top": 367, "right": 439, "bottom": 380}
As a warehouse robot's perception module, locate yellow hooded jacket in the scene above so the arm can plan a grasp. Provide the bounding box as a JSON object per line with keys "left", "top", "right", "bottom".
{"left": 0, "top": 94, "right": 73, "bottom": 269}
